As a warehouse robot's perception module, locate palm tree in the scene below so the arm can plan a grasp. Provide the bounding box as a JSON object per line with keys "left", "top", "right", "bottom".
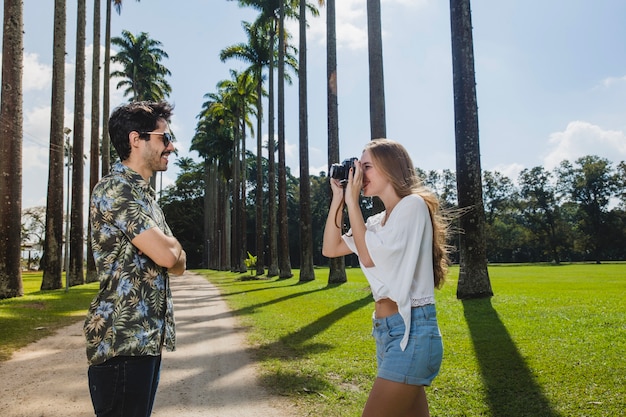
{"left": 192, "top": 104, "right": 234, "bottom": 270}
{"left": 68, "top": 0, "right": 86, "bottom": 287}
{"left": 41, "top": 0, "right": 67, "bottom": 291}
{"left": 325, "top": 0, "right": 346, "bottom": 284}
{"left": 297, "top": 0, "right": 324, "bottom": 282}
{"left": 276, "top": 0, "right": 293, "bottom": 278}
{"left": 110, "top": 30, "right": 172, "bottom": 102}
{"left": 220, "top": 20, "right": 271, "bottom": 276}
{"left": 217, "top": 70, "right": 258, "bottom": 272}
{"left": 0, "top": 0, "right": 24, "bottom": 299}
{"left": 232, "top": 0, "right": 296, "bottom": 277}
{"left": 86, "top": 0, "right": 101, "bottom": 283}
{"left": 102, "top": 0, "right": 140, "bottom": 177}
{"left": 449, "top": 0, "right": 492, "bottom": 299}
{"left": 366, "top": 0, "right": 386, "bottom": 139}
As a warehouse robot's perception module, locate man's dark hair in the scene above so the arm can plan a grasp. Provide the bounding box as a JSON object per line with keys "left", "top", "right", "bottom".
{"left": 108, "top": 101, "right": 174, "bottom": 161}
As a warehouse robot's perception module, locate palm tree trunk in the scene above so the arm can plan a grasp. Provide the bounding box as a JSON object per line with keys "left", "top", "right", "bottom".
{"left": 277, "top": 0, "right": 292, "bottom": 278}
{"left": 101, "top": 0, "right": 112, "bottom": 176}
{"left": 0, "top": 0, "right": 24, "bottom": 299}
{"left": 69, "top": 0, "right": 86, "bottom": 286}
{"left": 366, "top": 0, "right": 386, "bottom": 139}
{"left": 326, "top": 0, "right": 347, "bottom": 284}
{"left": 239, "top": 119, "right": 248, "bottom": 273}
{"left": 255, "top": 73, "right": 265, "bottom": 276}
{"left": 267, "top": 28, "right": 279, "bottom": 277}
{"left": 86, "top": 0, "right": 101, "bottom": 283}
{"left": 41, "top": 0, "right": 67, "bottom": 290}
{"left": 298, "top": 0, "right": 314, "bottom": 282}
{"left": 231, "top": 126, "right": 240, "bottom": 272}
{"left": 449, "top": 0, "right": 492, "bottom": 299}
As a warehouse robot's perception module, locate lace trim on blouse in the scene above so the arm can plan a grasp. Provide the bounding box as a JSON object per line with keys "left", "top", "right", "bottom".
{"left": 411, "top": 295, "right": 435, "bottom": 307}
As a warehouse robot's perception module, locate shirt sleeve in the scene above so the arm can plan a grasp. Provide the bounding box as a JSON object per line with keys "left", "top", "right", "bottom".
{"left": 100, "top": 179, "right": 159, "bottom": 242}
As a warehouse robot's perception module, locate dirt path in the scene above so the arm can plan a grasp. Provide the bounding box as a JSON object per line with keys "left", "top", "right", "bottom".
{"left": 0, "top": 272, "right": 295, "bottom": 417}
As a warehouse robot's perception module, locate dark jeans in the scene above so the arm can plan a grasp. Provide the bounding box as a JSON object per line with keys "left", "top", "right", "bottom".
{"left": 88, "top": 355, "right": 162, "bottom": 417}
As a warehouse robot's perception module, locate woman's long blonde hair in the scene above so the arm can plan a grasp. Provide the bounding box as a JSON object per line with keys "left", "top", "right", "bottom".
{"left": 364, "top": 139, "right": 450, "bottom": 288}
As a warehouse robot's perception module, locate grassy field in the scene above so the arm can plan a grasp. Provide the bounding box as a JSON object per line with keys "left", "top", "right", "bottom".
{"left": 197, "top": 263, "right": 626, "bottom": 417}
{"left": 0, "top": 272, "right": 99, "bottom": 362}
{"left": 1, "top": 264, "right": 624, "bottom": 416}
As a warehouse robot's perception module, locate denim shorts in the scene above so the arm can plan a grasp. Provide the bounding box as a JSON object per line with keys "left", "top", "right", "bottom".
{"left": 372, "top": 304, "right": 443, "bottom": 386}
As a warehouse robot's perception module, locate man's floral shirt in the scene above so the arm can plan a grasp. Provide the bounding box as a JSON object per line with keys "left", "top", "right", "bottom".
{"left": 84, "top": 162, "right": 176, "bottom": 365}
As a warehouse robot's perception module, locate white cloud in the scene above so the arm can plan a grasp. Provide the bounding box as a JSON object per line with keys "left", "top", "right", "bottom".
{"left": 600, "top": 74, "right": 626, "bottom": 88}
{"left": 490, "top": 162, "right": 525, "bottom": 182}
{"left": 23, "top": 53, "right": 52, "bottom": 91}
{"left": 543, "top": 121, "right": 626, "bottom": 169}
{"left": 303, "top": 0, "right": 429, "bottom": 52}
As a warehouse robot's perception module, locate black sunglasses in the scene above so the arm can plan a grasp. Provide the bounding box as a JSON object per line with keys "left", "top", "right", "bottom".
{"left": 139, "top": 131, "right": 173, "bottom": 148}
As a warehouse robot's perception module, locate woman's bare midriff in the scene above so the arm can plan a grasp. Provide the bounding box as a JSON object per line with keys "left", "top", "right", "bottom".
{"left": 374, "top": 298, "right": 398, "bottom": 318}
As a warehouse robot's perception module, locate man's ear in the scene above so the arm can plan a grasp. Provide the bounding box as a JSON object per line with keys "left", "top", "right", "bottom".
{"left": 129, "top": 131, "right": 141, "bottom": 148}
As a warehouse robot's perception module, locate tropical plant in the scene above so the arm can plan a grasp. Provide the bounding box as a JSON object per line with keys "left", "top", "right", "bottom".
{"left": 110, "top": 30, "right": 172, "bottom": 102}
{"left": 220, "top": 20, "right": 271, "bottom": 276}
{"left": 0, "top": 0, "right": 24, "bottom": 299}
{"left": 101, "top": 0, "right": 140, "bottom": 176}
{"left": 214, "top": 70, "right": 258, "bottom": 272}
{"left": 192, "top": 101, "right": 235, "bottom": 270}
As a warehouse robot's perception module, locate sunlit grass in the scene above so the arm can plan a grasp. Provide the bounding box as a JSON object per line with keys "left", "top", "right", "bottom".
{"left": 197, "top": 263, "right": 626, "bottom": 417}
{"left": 2, "top": 265, "right": 624, "bottom": 416}
{"left": 0, "top": 272, "right": 99, "bottom": 362}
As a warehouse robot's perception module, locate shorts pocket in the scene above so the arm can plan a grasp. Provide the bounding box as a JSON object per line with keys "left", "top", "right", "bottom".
{"left": 427, "top": 333, "right": 443, "bottom": 375}
{"left": 88, "top": 362, "right": 119, "bottom": 415}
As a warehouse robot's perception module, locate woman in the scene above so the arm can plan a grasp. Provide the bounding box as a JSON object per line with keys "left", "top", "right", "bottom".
{"left": 322, "top": 139, "right": 449, "bottom": 417}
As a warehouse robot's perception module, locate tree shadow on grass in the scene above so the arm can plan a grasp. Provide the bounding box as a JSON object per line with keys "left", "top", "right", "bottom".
{"left": 255, "top": 293, "right": 373, "bottom": 395}
{"left": 463, "top": 298, "right": 561, "bottom": 417}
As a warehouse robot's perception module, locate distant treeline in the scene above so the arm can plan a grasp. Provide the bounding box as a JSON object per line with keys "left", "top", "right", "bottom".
{"left": 158, "top": 154, "right": 625, "bottom": 269}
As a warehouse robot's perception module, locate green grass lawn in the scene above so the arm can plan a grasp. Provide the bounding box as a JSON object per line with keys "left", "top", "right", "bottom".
{"left": 197, "top": 263, "right": 626, "bottom": 417}
{"left": 0, "top": 272, "right": 99, "bottom": 362}
{"left": 1, "top": 264, "right": 624, "bottom": 416}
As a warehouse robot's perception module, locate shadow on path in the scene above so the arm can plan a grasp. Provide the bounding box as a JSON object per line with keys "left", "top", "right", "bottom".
{"left": 463, "top": 298, "right": 561, "bottom": 417}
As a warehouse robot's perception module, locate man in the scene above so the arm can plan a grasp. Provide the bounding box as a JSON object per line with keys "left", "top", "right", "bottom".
{"left": 84, "top": 101, "right": 186, "bottom": 417}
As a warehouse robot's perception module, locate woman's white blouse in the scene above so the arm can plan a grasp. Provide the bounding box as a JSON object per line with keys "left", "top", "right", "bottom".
{"left": 342, "top": 194, "right": 435, "bottom": 351}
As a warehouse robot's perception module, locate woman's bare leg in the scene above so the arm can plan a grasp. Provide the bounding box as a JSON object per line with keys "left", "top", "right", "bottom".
{"left": 362, "top": 378, "right": 430, "bottom": 417}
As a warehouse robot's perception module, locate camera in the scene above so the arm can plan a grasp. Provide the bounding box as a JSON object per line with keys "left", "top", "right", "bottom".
{"left": 329, "top": 157, "right": 357, "bottom": 184}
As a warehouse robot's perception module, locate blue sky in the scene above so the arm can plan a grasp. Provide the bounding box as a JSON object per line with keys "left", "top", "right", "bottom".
{"left": 7, "top": 0, "right": 626, "bottom": 209}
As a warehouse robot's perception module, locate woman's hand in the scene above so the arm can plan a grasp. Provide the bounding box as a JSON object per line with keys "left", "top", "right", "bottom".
{"left": 344, "top": 160, "right": 363, "bottom": 209}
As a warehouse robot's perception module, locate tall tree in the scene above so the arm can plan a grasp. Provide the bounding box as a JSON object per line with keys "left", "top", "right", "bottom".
{"left": 558, "top": 156, "right": 618, "bottom": 263}
{"left": 110, "top": 30, "right": 172, "bottom": 102}
{"left": 41, "top": 0, "right": 67, "bottom": 291}
{"left": 277, "top": 0, "right": 293, "bottom": 278}
{"left": 220, "top": 20, "right": 271, "bottom": 276}
{"left": 0, "top": 0, "right": 24, "bottom": 299}
{"left": 230, "top": 0, "right": 299, "bottom": 276}
{"left": 366, "top": 0, "right": 386, "bottom": 139}
{"left": 449, "top": 0, "right": 492, "bottom": 299}
{"left": 69, "top": 0, "right": 86, "bottom": 286}
{"left": 102, "top": 0, "right": 140, "bottom": 176}
{"left": 325, "top": 0, "right": 346, "bottom": 284}
{"left": 519, "top": 167, "right": 565, "bottom": 264}
{"left": 86, "top": 0, "right": 102, "bottom": 283}
{"left": 217, "top": 70, "right": 257, "bottom": 272}
{"left": 297, "top": 0, "right": 319, "bottom": 282}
